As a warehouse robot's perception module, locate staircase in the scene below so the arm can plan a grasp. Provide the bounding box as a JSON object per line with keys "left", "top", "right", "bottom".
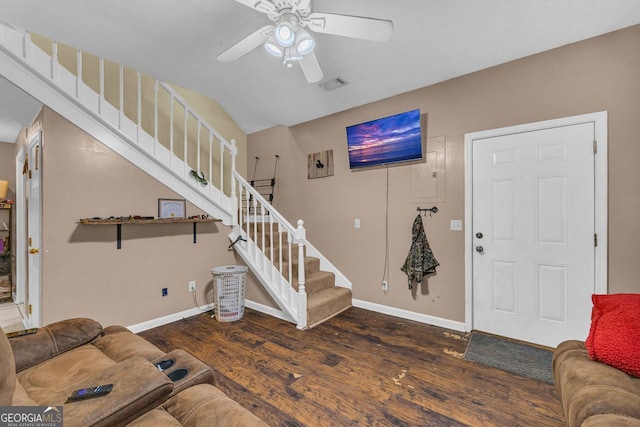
{"left": 0, "top": 22, "right": 351, "bottom": 329}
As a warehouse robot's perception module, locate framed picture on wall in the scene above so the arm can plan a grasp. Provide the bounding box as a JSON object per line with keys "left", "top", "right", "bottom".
{"left": 158, "top": 198, "right": 186, "bottom": 218}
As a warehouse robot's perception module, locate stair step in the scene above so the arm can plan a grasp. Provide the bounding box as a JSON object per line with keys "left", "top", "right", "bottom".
{"left": 281, "top": 256, "right": 320, "bottom": 277}
{"left": 306, "top": 287, "right": 352, "bottom": 329}
{"left": 292, "top": 270, "right": 335, "bottom": 296}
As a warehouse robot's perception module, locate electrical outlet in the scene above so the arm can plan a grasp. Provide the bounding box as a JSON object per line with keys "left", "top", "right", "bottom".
{"left": 188, "top": 281, "right": 196, "bottom": 292}
{"left": 162, "top": 288, "right": 168, "bottom": 297}
{"left": 382, "top": 280, "right": 388, "bottom": 291}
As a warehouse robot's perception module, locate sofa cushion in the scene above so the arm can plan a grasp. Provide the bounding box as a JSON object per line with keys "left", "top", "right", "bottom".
{"left": 585, "top": 293, "right": 640, "bottom": 377}
{"left": 17, "top": 344, "right": 117, "bottom": 404}
{"left": 10, "top": 318, "right": 103, "bottom": 372}
{"left": 163, "top": 384, "right": 267, "bottom": 427}
{"left": 125, "top": 408, "right": 183, "bottom": 427}
{"left": 0, "top": 326, "right": 16, "bottom": 405}
{"left": 92, "top": 326, "right": 165, "bottom": 362}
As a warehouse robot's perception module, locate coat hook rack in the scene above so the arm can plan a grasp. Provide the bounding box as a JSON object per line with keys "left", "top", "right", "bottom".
{"left": 417, "top": 206, "right": 439, "bottom": 216}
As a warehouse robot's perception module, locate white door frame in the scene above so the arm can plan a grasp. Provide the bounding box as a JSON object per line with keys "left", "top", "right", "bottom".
{"left": 14, "top": 146, "right": 26, "bottom": 305}
{"left": 464, "top": 111, "right": 608, "bottom": 332}
{"left": 26, "top": 131, "right": 42, "bottom": 328}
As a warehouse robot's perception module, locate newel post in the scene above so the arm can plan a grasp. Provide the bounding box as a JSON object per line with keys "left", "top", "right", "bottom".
{"left": 296, "top": 219, "right": 307, "bottom": 329}
{"left": 296, "top": 219, "right": 306, "bottom": 294}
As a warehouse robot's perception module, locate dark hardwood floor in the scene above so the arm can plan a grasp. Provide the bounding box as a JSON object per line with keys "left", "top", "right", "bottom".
{"left": 138, "top": 307, "right": 566, "bottom": 426}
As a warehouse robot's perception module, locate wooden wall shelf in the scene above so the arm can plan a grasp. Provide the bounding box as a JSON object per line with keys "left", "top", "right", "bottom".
{"left": 79, "top": 217, "right": 222, "bottom": 249}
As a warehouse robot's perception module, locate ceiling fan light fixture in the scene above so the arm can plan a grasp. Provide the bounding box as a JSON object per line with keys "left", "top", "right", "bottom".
{"left": 295, "top": 29, "right": 315, "bottom": 55}
{"left": 264, "top": 35, "right": 283, "bottom": 57}
{"left": 274, "top": 20, "right": 295, "bottom": 47}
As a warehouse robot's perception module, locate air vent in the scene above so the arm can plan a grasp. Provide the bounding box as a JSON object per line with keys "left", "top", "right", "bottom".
{"left": 319, "top": 77, "right": 349, "bottom": 91}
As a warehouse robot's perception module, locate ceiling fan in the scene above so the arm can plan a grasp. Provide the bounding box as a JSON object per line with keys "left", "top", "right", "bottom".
{"left": 217, "top": 0, "right": 394, "bottom": 83}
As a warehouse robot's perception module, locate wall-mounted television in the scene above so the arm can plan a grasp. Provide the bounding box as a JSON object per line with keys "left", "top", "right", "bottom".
{"left": 346, "top": 109, "right": 422, "bottom": 169}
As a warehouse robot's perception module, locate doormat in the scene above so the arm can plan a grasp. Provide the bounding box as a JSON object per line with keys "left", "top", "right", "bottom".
{"left": 464, "top": 332, "right": 554, "bottom": 384}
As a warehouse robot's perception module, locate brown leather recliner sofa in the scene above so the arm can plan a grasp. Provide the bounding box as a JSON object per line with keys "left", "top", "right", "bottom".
{"left": 0, "top": 318, "right": 267, "bottom": 426}
{"left": 552, "top": 340, "right": 640, "bottom": 427}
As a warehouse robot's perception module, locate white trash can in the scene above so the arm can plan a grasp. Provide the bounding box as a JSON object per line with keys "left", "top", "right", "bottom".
{"left": 211, "top": 265, "right": 248, "bottom": 322}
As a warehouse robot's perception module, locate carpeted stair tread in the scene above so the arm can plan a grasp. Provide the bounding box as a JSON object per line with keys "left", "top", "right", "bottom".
{"left": 292, "top": 270, "right": 336, "bottom": 295}
{"left": 283, "top": 257, "right": 321, "bottom": 276}
{"left": 307, "top": 287, "right": 352, "bottom": 329}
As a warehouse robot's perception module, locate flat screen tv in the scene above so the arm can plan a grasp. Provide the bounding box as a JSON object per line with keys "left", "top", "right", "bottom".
{"left": 346, "top": 109, "right": 422, "bottom": 169}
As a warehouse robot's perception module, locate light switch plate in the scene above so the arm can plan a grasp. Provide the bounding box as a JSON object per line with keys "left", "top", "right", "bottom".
{"left": 354, "top": 218, "right": 361, "bottom": 229}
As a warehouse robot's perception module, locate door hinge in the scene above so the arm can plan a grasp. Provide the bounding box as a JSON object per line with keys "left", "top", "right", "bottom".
{"left": 28, "top": 304, "right": 32, "bottom": 314}
{"left": 594, "top": 233, "right": 598, "bottom": 247}
{"left": 593, "top": 140, "right": 597, "bottom": 154}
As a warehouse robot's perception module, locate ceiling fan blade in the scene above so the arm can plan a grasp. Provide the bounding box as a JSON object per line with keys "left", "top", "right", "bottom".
{"left": 299, "top": 51, "right": 324, "bottom": 83}
{"left": 308, "top": 12, "right": 393, "bottom": 42}
{"left": 232, "top": 0, "right": 277, "bottom": 15}
{"left": 217, "top": 25, "right": 274, "bottom": 62}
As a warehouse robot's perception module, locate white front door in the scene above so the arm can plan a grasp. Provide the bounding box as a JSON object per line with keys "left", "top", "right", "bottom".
{"left": 466, "top": 113, "right": 607, "bottom": 348}
{"left": 26, "top": 132, "right": 42, "bottom": 327}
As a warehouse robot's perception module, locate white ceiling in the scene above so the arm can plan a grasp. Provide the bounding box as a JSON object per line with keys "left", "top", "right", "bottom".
{"left": 1, "top": 0, "right": 640, "bottom": 137}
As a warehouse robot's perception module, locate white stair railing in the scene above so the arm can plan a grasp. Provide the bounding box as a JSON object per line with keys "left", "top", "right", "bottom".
{"left": 230, "top": 172, "right": 308, "bottom": 328}
{"left": 0, "top": 23, "right": 236, "bottom": 223}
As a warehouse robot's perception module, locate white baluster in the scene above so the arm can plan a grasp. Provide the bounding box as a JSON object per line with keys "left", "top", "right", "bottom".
{"left": 99, "top": 58, "right": 104, "bottom": 114}
{"left": 287, "top": 234, "right": 293, "bottom": 285}
{"left": 137, "top": 72, "right": 142, "bottom": 142}
{"left": 196, "top": 119, "right": 201, "bottom": 181}
{"left": 269, "top": 216, "right": 274, "bottom": 284}
{"left": 24, "top": 33, "right": 32, "bottom": 62}
{"left": 278, "top": 226, "right": 284, "bottom": 290}
{"left": 119, "top": 65, "right": 124, "bottom": 128}
{"left": 219, "top": 141, "right": 224, "bottom": 203}
{"left": 76, "top": 49, "right": 82, "bottom": 98}
{"left": 230, "top": 139, "right": 237, "bottom": 202}
{"left": 183, "top": 107, "right": 188, "bottom": 177}
{"left": 153, "top": 80, "right": 158, "bottom": 156}
{"left": 252, "top": 196, "right": 258, "bottom": 263}
{"left": 296, "top": 220, "right": 306, "bottom": 295}
{"left": 169, "top": 95, "right": 174, "bottom": 167}
{"left": 51, "top": 41, "right": 58, "bottom": 81}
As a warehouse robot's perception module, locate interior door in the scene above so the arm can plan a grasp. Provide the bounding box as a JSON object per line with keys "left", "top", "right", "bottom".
{"left": 26, "top": 132, "right": 42, "bottom": 327}
{"left": 472, "top": 122, "right": 595, "bottom": 348}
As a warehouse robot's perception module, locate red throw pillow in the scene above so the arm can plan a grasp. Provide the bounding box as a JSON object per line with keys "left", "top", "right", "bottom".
{"left": 585, "top": 293, "right": 640, "bottom": 377}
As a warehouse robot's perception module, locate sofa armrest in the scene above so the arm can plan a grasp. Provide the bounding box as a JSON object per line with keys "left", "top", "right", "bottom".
{"left": 62, "top": 356, "right": 174, "bottom": 427}
{"left": 91, "top": 326, "right": 165, "bottom": 362}
{"left": 10, "top": 318, "right": 103, "bottom": 372}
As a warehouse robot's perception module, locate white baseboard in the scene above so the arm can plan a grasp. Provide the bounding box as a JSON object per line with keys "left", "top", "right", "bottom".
{"left": 352, "top": 299, "right": 466, "bottom": 332}
{"left": 127, "top": 303, "right": 214, "bottom": 333}
{"left": 126, "top": 299, "right": 466, "bottom": 334}
{"left": 244, "top": 300, "right": 292, "bottom": 323}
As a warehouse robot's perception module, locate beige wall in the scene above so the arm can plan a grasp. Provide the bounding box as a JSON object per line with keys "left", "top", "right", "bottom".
{"left": 248, "top": 25, "right": 640, "bottom": 322}
{"left": 36, "top": 107, "right": 246, "bottom": 326}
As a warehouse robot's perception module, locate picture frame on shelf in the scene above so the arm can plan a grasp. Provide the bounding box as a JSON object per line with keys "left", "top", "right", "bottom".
{"left": 158, "top": 198, "right": 186, "bottom": 218}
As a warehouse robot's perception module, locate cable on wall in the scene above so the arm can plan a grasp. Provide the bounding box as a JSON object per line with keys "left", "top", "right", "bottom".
{"left": 381, "top": 165, "right": 390, "bottom": 293}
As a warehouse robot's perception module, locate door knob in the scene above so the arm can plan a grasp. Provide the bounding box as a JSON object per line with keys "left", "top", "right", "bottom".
{"left": 475, "top": 245, "right": 484, "bottom": 254}
{"left": 475, "top": 232, "right": 484, "bottom": 239}
{"left": 29, "top": 248, "right": 39, "bottom": 254}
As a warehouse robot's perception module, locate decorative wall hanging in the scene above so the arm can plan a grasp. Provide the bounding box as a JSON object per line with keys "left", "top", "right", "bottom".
{"left": 308, "top": 149, "right": 334, "bottom": 179}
